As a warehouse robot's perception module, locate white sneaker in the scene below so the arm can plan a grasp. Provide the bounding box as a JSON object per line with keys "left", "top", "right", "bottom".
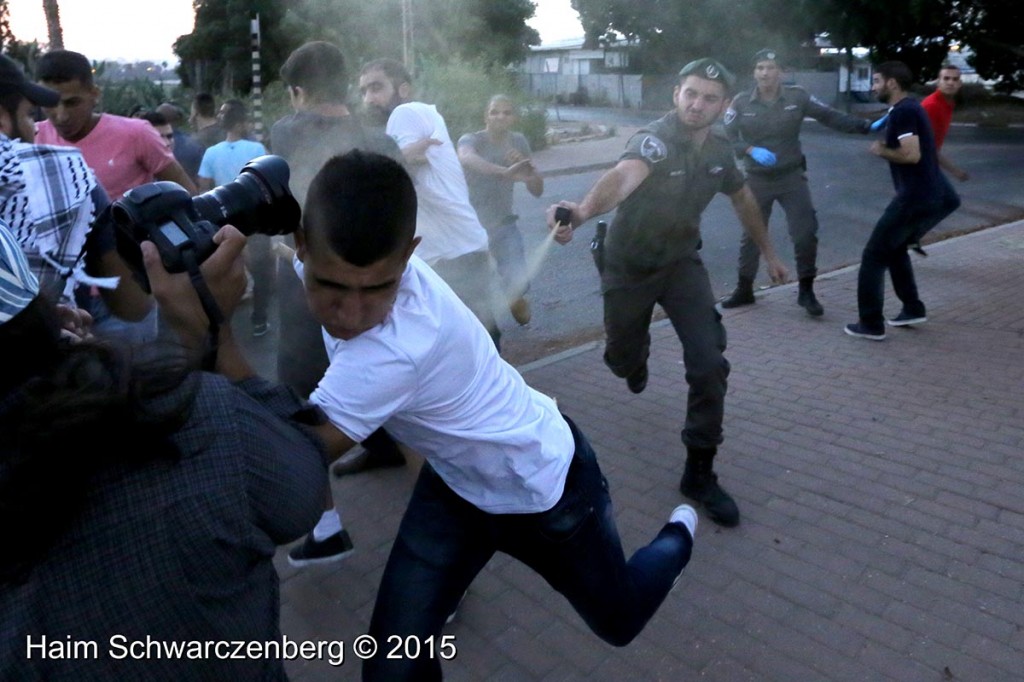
{"left": 669, "top": 504, "right": 698, "bottom": 539}
{"left": 668, "top": 505, "right": 697, "bottom": 590}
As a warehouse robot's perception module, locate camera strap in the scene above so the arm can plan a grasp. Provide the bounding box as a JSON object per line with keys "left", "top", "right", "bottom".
{"left": 181, "top": 248, "right": 226, "bottom": 370}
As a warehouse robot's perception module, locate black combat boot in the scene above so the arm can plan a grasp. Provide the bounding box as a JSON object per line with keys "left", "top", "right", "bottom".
{"left": 797, "top": 277, "right": 824, "bottom": 317}
{"left": 720, "top": 276, "right": 755, "bottom": 309}
{"left": 625, "top": 362, "right": 648, "bottom": 394}
{"left": 679, "top": 447, "right": 740, "bottom": 527}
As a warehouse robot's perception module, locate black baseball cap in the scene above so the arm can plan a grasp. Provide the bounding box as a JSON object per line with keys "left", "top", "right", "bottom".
{"left": 678, "top": 58, "right": 735, "bottom": 92}
{"left": 0, "top": 54, "right": 60, "bottom": 107}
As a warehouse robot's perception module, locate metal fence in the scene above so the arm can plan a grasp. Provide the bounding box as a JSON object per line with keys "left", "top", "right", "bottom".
{"left": 518, "top": 73, "right": 644, "bottom": 109}
{"left": 519, "top": 70, "right": 873, "bottom": 112}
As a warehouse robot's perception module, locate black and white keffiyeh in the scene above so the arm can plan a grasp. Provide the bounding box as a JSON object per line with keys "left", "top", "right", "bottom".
{"left": 0, "top": 134, "right": 112, "bottom": 302}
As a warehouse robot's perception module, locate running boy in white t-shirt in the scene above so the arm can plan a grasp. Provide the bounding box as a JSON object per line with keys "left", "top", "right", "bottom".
{"left": 294, "top": 151, "right": 698, "bottom": 680}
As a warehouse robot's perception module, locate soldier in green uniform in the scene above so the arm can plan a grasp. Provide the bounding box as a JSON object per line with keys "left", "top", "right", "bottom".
{"left": 721, "top": 48, "right": 882, "bottom": 316}
{"left": 546, "top": 58, "right": 789, "bottom": 527}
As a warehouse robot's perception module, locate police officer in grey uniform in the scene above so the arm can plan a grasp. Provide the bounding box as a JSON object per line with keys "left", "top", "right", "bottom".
{"left": 547, "top": 59, "right": 789, "bottom": 528}
{"left": 721, "top": 49, "right": 880, "bottom": 316}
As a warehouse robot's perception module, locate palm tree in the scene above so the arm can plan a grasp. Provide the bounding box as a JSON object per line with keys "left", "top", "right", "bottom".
{"left": 42, "top": 0, "right": 63, "bottom": 49}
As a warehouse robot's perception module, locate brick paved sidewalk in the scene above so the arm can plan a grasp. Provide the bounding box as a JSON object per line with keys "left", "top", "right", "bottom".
{"left": 278, "top": 220, "right": 1024, "bottom": 681}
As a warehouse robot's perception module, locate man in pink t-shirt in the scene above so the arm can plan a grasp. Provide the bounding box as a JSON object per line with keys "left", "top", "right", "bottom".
{"left": 34, "top": 50, "right": 197, "bottom": 201}
{"left": 32, "top": 50, "right": 196, "bottom": 344}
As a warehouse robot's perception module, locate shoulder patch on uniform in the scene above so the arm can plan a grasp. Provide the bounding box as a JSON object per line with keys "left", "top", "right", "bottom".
{"left": 640, "top": 135, "right": 668, "bottom": 163}
{"left": 724, "top": 108, "right": 737, "bottom": 126}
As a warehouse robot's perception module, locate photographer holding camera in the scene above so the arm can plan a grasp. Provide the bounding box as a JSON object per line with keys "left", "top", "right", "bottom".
{"left": 0, "top": 216, "right": 329, "bottom": 680}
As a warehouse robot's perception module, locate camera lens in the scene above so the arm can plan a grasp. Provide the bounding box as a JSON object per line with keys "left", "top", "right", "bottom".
{"left": 191, "top": 155, "right": 301, "bottom": 236}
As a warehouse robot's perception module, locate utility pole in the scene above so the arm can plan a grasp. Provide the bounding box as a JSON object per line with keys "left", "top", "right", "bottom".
{"left": 401, "top": 0, "right": 414, "bottom": 72}
{"left": 250, "top": 14, "right": 263, "bottom": 142}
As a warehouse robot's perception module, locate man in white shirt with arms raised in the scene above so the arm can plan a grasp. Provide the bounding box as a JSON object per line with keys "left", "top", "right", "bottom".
{"left": 358, "top": 58, "right": 501, "bottom": 348}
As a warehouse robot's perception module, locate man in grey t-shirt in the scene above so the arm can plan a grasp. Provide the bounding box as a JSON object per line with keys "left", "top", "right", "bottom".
{"left": 458, "top": 95, "right": 543, "bottom": 325}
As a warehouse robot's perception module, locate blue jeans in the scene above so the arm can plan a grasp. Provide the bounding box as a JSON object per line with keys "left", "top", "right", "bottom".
{"left": 364, "top": 417, "right": 693, "bottom": 681}
{"left": 856, "top": 187, "right": 959, "bottom": 329}
{"left": 485, "top": 217, "right": 529, "bottom": 300}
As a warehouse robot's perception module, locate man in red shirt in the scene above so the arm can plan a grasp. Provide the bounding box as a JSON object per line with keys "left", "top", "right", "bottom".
{"left": 910, "top": 63, "right": 968, "bottom": 255}
{"left": 921, "top": 64, "right": 969, "bottom": 182}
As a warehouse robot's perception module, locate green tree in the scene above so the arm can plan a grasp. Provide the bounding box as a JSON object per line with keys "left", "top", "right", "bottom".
{"left": 2, "top": 41, "right": 43, "bottom": 75}
{"left": 951, "top": 0, "right": 1024, "bottom": 93}
{"left": 808, "top": 0, "right": 953, "bottom": 82}
{"left": 571, "top": 0, "right": 818, "bottom": 75}
{"left": 413, "top": 0, "right": 539, "bottom": 67}
{"left": 414, "top": 55, "right": 522, "bottom": 140}
{"left": 182, "top": 0, "right": 541, "bottom": 97}
{"left": 277, "top": 0, "right": 402, "bottom": 71}
{"left": 98, "top": 78, "right": 168, "bottom": 116}
{"left": 174, "top": 0, "right": 296, "bottom": 94}
{"left": 282, "top": 0, "right": 539, "bottom": 73}
{"left": 570, "top": 0, "right": 971, "bottom": 83}
{"left": 0, "top": 0, "right": 14, "bottom": 51}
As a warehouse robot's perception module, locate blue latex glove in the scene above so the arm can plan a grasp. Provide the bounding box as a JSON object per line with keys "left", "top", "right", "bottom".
{"left": 869, "top": 114, "right": 889, "bottom": 132}
{"left": 748, "top": 147, "right": 777, "bottom": 167}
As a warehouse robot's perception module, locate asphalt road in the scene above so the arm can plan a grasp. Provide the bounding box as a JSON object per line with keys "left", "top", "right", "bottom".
{"left": 495, "top": 121, "right": 1024, "bottom": 365}
{"left": 235, "top": 120, "right": 1024, "bottom": 373}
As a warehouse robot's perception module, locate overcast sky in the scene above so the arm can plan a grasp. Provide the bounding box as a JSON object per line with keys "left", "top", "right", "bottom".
{"left": 8, "top": 0, "right": 584, "bottom": 64}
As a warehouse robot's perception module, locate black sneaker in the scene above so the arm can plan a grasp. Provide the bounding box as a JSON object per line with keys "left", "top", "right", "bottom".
{"left": 887, "top": 311, "right": 927, "bottom": 327}
{"left": 909, "top": 242, "right": 928, "bottom": 257}
{"left": 626, "top": 363, "right": 648, "bottom": 394}
{"left": 287, "top": 530, "right": 355, "bottom": 567}
{"left": 844, "top": 322, "right": 886, "bottom": 341}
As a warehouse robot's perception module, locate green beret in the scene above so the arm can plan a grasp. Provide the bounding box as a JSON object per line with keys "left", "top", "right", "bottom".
{"left": 752, "top": 49, "right": 781, "bottom": 67}
{"left": 678, "top": 58, "right": 735, "bottom": 91}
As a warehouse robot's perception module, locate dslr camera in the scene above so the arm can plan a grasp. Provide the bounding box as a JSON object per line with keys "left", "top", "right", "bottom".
{"left": 112, "top": 154, "right": 301, "bottom": 292}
